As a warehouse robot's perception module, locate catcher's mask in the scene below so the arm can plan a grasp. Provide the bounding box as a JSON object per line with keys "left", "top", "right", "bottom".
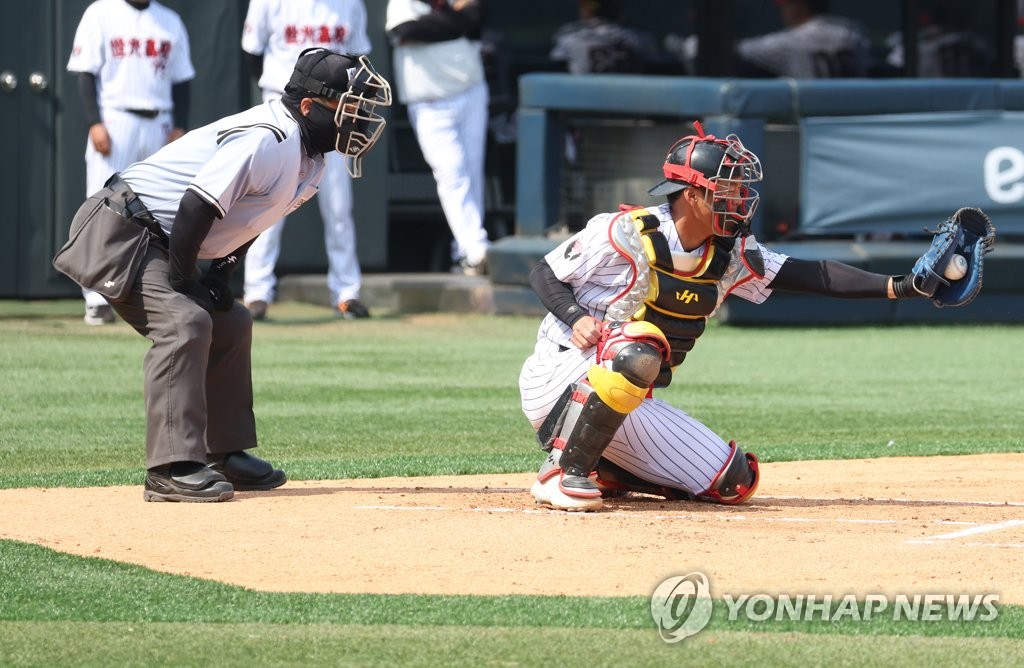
{"left": 287, "top": 47, "right": 392, "bottom": 177}
{"left": 648, "top": 122, "right": 762, "bottom": 237}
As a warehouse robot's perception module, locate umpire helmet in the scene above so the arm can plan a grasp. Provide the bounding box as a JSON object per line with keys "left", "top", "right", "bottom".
{"left": 648, "top": 122, "right": 762, "bottom": 237}
{"left": 286, "top": 47, "right": 392, "bottom": 177}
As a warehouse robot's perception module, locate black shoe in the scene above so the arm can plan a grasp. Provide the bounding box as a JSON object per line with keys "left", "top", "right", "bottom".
{"left": 335, "top": 298, "right": 370, "bottom": 319}
{"left": 144, "top": 461, "right": 234, "bottom": 502}
{"left": 208, "top": 450, "right": 287, "bottom": 491}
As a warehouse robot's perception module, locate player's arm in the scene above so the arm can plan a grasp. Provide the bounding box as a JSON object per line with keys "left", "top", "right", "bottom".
{"left": 77, "top": 72, "right": 110, "bottom": 155}
{"left": 245, "top": 51, "right": 264, "bottom": 82}
{"left": 169, "top": 80, "right": 191, "bottom": 142}
{"left": 530, "top": 260, "right": 602, "bottom": 348}
{"left": 770, "top": 258, "right": 914, "bottom": 299}
{"left": 167, "top": 191, "right": 226, "bottom": 312}
{"left": 388, "top": 1, "right": 479, "bottom": 43}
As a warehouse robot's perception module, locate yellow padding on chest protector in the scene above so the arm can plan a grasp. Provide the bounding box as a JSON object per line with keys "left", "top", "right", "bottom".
{"left": 587, "top": 365, "right": 648, "bottom": 413}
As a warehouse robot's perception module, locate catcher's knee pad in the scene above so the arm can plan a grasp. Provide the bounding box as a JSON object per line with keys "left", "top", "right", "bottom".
{"left": 589, "top": 322, "right": 667, "bottom": 413}
{"left": 697, "top": 441, "right": 760, "bottom": 505}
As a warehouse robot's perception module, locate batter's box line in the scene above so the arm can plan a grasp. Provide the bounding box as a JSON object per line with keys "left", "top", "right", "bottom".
{"left": 906, "top": 519, "right": 1024, "bottom": 545}
{"left": 352, "top": 505, "right": 991, "bottom": 528}
{"left": 760, "top": 495, "right": 1024, "bottom": 508}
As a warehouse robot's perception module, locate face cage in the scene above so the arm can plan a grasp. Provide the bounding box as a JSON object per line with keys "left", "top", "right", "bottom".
{"left": 331, "top": 57, "right": 393, "bottom": 177}
{"left": 705, "top": 135, "right": 762, "bottom": 237}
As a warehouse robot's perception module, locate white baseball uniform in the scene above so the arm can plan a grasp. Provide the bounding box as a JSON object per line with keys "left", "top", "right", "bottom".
{"left": 519, "top": 203, "right": 788, "bottom": 495}
{"left": 68, "top": 0, "right": 194, "bottom": 307}
{"left": 386, "top": 0, "right": 491, "bottom": 269}
{"left": 735, "top": 14, "right": 870, "bottom": 78}
{"left": 240, "top": 0, "right": 371, "bottom": 306}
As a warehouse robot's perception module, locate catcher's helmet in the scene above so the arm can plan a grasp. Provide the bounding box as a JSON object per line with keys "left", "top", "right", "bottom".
{"left": 286, "top": 47, "right": 392, "bottom": 177}
{"left": 648, "top": 122, "right": 762, "bottom": 237}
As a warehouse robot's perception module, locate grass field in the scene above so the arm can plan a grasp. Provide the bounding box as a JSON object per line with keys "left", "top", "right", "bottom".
{"left": 1, "top": 300, "right": 1021, "bottom": 666}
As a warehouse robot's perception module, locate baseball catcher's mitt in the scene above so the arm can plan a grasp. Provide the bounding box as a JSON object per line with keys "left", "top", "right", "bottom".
{"left": 908, "top": 207, "right": 996, "bottom": 308}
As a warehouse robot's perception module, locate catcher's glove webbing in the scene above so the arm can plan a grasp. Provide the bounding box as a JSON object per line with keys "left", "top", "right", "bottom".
{"left": 905, "top": 207, "right": 996, "bottom": 308}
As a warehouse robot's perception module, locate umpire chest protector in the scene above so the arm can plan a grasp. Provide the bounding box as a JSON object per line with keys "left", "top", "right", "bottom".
{"left": 624, "top": 209, "right": 750, "bottom": 387}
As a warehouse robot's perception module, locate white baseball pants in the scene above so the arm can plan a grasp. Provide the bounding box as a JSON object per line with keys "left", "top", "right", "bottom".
{"left": 407, "top": 81, "right": 490, "bottom": 266}
{"left": 519, "top": 343, "right": 734, "bottom": 495}
{"left": 83, "top": 108, "right": 173, "bottom": 307}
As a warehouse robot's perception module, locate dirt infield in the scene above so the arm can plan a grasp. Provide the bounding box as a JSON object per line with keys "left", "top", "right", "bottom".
{"left": 2, "top": 454, "right": 1022, "bottom": 602}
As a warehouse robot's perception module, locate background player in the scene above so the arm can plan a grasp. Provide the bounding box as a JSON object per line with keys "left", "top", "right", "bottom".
{"left": 735, "top": 0, "right": 871, "bottom": 78}
{"left": 67, "top": 0, "right": 193, "bottom": 325}
{"left": 385, "top": 0, "right": 491, "bottom": 275}
{"left": 53, "top": 48, "right": 392, "bottom": 501}
{"left": 520, "top": 123, "right": 990, "bottom": 511}
{"left": 241, "top": 0, "right": 374, "bottom": 320}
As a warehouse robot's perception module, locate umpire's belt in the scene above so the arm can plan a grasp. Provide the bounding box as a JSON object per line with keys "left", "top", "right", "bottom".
{"left": 122, "top": 108, "right": 161, "bottom": 119}
{"left": 104, "top": 173, "right": 168, "bottom": 246}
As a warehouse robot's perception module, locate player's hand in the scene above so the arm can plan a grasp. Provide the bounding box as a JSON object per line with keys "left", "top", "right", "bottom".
{"left": 89, "top": 123, "right": 111, "bottom": 156}
{"left": 166, "top": 127, "right": 186, "bottom": 144}
{"left": 569, "top": 315, "right": 603, "bottom": 350}
{"left": 171, "top": 277, "right": 215, "bottom": 313}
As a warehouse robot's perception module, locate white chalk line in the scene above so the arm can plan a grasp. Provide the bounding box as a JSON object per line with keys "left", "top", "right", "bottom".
{"left": 353, "top": 504, "right": 983, "bottom": 527}
{"left": 906, "top": 519, "right": 1024, "bottom": 545}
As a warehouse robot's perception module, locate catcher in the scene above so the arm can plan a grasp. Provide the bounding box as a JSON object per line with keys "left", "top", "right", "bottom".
{"left": 518, "top": 121, "right": 996, "bottom": 511}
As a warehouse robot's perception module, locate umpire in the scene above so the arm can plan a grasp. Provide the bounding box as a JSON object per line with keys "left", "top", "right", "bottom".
{"left": 53, "top": 48, "right": 392, "bottom": 502}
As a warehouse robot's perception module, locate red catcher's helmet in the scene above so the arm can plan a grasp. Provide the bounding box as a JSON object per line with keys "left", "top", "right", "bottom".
{"left": 648, "top": 121, "right": 762, "bottom": 237}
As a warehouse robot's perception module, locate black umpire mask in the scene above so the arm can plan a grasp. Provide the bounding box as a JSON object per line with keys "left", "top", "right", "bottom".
{"left": 282, "top": 92, "right": 338, "bottom": 156}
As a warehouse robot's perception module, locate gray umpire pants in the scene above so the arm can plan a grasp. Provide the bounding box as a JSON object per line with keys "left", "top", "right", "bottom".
{"left": 110, "top": 245, "right": 258, "bottom": 470}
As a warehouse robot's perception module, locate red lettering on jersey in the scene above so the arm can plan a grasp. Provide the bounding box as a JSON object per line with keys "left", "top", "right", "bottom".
{"left": 111, "top": 38, "right": 126, "bottom": 58}
{"left": 145, "top": 39, "right": 158, "bottom": 57}
{"left": 282, "top": 24, "right": 350, "bottom": 45}
{"left": 129, "top": 38, "right": 141, "bottom": 55}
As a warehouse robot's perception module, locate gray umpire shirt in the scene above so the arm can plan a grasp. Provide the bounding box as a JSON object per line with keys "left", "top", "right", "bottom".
{"left": 120, "top": 98, "right": 324, "bottom": 258}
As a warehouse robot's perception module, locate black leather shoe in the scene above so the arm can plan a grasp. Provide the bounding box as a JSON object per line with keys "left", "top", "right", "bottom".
{"left": 208, "top": 450, "right": 287, "bottom": 491}
{"left": 144, "top": 461, "right": 234, "bottom": 502}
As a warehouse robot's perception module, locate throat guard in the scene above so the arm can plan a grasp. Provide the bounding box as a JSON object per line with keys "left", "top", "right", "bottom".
{"left": 620, "top": 209, "right": 764, "bottom": 387}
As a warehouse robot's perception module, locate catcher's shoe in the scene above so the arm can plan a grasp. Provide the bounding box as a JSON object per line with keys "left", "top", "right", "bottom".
{"left": 208, "top": 450, "right": 287, "bottom": 491}
{"left": 144, "top": 461, "right": 234, "bottom": 503}
{"left": 530, "top": 450, "right": 603, "bottom": 512}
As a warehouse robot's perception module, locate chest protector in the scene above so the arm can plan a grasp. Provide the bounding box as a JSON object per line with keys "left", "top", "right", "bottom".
{"left": 626, "top": 210, "right": 736, "bottom": 388}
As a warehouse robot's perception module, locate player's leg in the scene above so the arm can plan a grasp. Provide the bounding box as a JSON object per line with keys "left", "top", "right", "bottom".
{"left": 458, "top": 81, "right": 491, "bottom": 270}
{"left": 204, "top": 303, "right": 286, "bottom": 490}
{"left": 598, "top": 398, "right": 760, "bottom": 505}
{"left": 242, "top": 220, "right": 286, "bottom": 319}
{"left": 408, "top": 92, "right": 489, "bottom": 269}
{"left": 526, "top": 322, "right": 669, "bottom": 511}
{"left": 110, "top": 247, "right": 235, "bottom": 501}
{"left": 319, "top": 152, "right": 366, "bottom": 316}
{"left": 80, "top": 110, "right": 137, "bottom": 324}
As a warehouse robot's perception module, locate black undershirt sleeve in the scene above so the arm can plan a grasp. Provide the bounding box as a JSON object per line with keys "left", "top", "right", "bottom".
{"left": 171, "top": 81, "right": 190, "bottom": 130}
{"left": 770, "top": 258, "right": 890, "bottom": 298}
{"left": 246, "top": 51, "right": 264, "bottom": 83}
{"left": 77, "top": 72, "right": 101, "bottom": 126}
{"left": 207, "top": 239, "right": 255, "bottom": 280}
{"left": 529, "top": 260, "right": 587, "bottom": 328}
{"left": 168, "top": 190, "right": 220, "bottom": 288}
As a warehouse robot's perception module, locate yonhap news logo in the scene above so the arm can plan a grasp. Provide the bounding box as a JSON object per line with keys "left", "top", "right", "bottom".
{"left": 651, "top": 572, "right": 999, "bottom": 643}
{"left": 650, "top": 572, "right": 714, "bottom": 643}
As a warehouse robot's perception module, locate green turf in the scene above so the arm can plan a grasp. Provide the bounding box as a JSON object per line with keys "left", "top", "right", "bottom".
{"left": 1, "top": 302, "right": 1020, "bottom": 489}
{"left": 0, "top": 300, "right": 1021, "bottom": 666}
{"left": 1, "top": 540, "right": 1022, "bottom": 667}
